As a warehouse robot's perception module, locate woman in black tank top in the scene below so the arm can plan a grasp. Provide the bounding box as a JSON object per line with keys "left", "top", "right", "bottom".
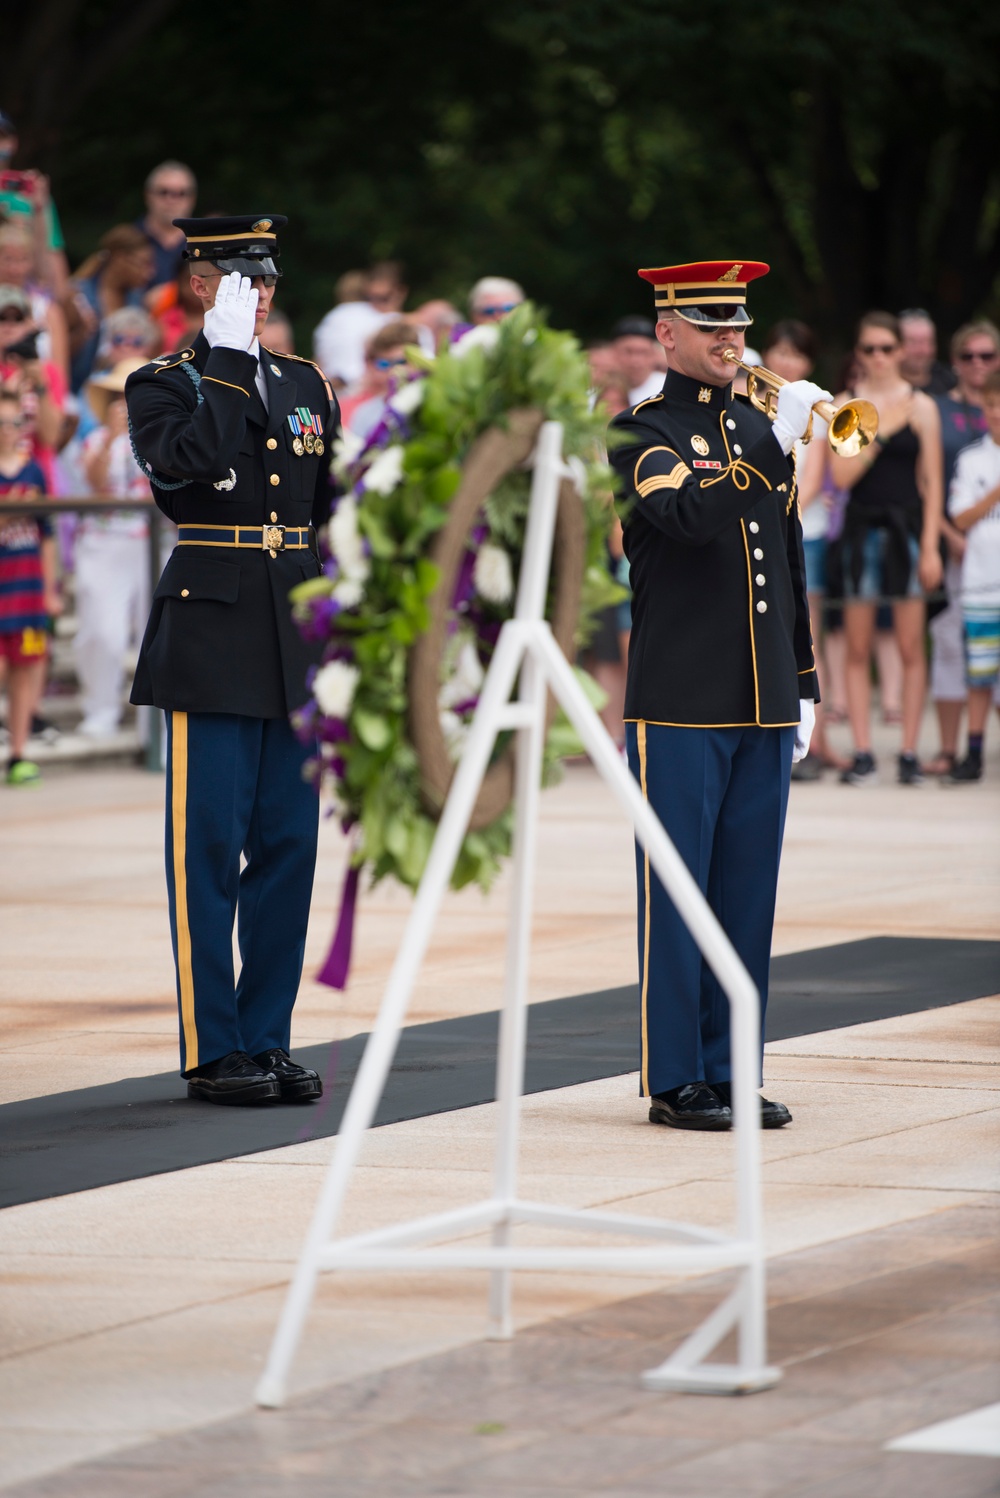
{"left": 827, "top": 312, "right": 943, "bottom": 785}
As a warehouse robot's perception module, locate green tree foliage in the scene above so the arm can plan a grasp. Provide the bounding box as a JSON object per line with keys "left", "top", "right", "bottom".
{"left": 6, "top": 0, "right": 999, "bottom": 352}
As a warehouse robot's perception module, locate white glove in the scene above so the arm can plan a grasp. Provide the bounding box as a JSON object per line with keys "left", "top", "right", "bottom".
{"left": 793, "top": 698, "right": 816, "bottom": 763}
{"left": 772, "top": 381, "right": 833, "bottom": 455}
{"left": 202, "top": 271, "right": 258, "bottom": 351}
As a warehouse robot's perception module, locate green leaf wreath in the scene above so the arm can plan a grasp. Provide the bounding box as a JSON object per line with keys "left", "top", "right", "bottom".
{"left": 291, "top": 303, "right": 620, "bottom": 980}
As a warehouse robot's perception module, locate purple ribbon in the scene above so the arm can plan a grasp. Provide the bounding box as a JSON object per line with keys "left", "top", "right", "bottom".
{"left": 317, "top": 862, "right": 360, "bottom": 989}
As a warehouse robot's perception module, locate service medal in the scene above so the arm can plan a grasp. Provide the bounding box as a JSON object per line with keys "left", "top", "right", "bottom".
{"left": 314, "top": 438, "right": 325, "bottom": 456}
{"left": 304, "top": 432, "right": 316, "bottom": 454}
{"left": 292, "top": 437, "right": 305, "bottom": 457}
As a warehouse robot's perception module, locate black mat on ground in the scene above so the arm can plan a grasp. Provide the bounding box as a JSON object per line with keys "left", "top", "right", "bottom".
{"left": 2, "top": 936, "right": 997, "bottom": 1210}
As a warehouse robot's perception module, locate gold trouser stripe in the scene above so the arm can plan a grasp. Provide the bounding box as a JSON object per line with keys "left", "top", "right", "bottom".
{"left": 171, "top": 712, "right": 198, "bottom": 1069}
{"left": 637, "top": 720, "right": 651, "bottom": 1097}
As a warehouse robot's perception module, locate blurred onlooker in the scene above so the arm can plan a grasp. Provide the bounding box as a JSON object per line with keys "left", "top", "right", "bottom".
{"left": 346, "top": 319, "right": 422, "bottom": 438}
{"left": 828, "top": 311, "right": 943, "bottom": 786}
{"left": 0, "top": 387, "right": 61, "bottom": 784}
{"left": 0, "top": 111, "right": 70, "bottom": 297}
{"left": 586, "top": 340, "right": 619, "bottom": 393}
{"left": 75, "top": 359, "right": 151, "bottom": 739}
{"left": 368, "top": 260, "right": 409, "bottom": 316}
{"left": 946, "top": 368, "right": 1000, "bottom": 782}
{"left": 148, "top": 261, "right": 204, "bottom": 354}
{"left": 262, "top": 307, "right": 295, "bottom": 356}
{"left": 469, "top": 276, "right": 524, "bottom": 325}
{"left": 134, "top": 160, "right": 197, "bottom": 289}
{"left": 412, "top": 298, "right": 460, "bottom": 352}
{"left": 898, "top": 308, "right": 956, "bottom": 396}
{"left": 926, "top": 318, "right": 1000, "bottom": 774}
{"left": 611, "top": 316, "right": 662, "bottom": 405}
{"left": 92, "top": 305, "right": 159, "bottom": 376}
{"left": 65, "top": 225, "right": 153, "bottom": 392}
{"left": 0, "top": 221, "right": 69, "bottom": 380}
{"left": 765, "top": 321, "right": 846, "bottom": 778}
{"left": 313, "top": 269, "right": 387, "bottom": 390}
{"left": 0, "top": 284, "right": 67, "bottom": 491}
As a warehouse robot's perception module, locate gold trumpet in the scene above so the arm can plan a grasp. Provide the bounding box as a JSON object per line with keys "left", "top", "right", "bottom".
{"left": 721, "top": 350, "right": 878, "bottom": 458}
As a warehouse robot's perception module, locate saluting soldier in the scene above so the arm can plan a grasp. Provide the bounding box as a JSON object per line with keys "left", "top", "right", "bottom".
{"left": 610, "top": 260, "right": 830, "bottom": 1131}
{"left": 127, "top": 215, "right": 340, "bottom": 1106}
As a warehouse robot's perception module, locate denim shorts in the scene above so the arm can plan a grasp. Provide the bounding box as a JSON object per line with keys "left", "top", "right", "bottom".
{"left": 802, "top": 537, "right": 826, "bottom": 595}
{"left": 841, "top": 529, "right": 922, "bottom": 602}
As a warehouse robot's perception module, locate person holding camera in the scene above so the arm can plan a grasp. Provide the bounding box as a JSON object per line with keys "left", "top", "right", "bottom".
{"left": 0, "top": 111, "right": 70, "bottom": 299}
{"left": 0, "top": 284, "right": 67, "bottom": 490}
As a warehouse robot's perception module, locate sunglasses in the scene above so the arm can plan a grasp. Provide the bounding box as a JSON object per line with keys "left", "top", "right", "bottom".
{"left": 369, "top": 291, "right": 396, "bottom": 306}
{"left": 0, "top": 416, "right": 24, "bottom": 427}
{"left": 958, "top": 349, "right": 998, "bottom": 363}
{"left": 859, "top": 342, "right": 898, "bottom": 355}
{"left": 199, "top": 270, "right": 279, "bottom": 289}
{"left": 478, "top": 303, "right": 518, "bottom": 317}
{"left": 0, "top": 309, "right": 26, "bottom": 322}
{"left": 373, "top": 356, "right": 408, "bottom": 370}
{"left": 110, "top": 333, "right": 147, "bottom": 345}
{"left": 150, "top": 186, "right": 193, "bottom": 198}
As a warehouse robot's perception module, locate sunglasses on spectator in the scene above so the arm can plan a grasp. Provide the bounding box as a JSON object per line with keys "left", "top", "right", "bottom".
{"left": 150, "top": 186, "right": 194, "bottom": 198}
{"left": 0, "top": 309, "right": 27, "bottom": 322}
{"left": 479, "top": 303, "right": 518, "bottom": 317}
{"left": 957, "top": 349, "right": 998, "bottom": 363}
{"left": 0, "top": 416, "right": 24, "bottom": 427}
{"left": 859, "top": 342, "right": 898, "bottom": 355}
{"left": 110, "top": 333, "right": 147, "bottom": 345}
{"left": 373, "top": 356, "right": 408, "bottom": 370}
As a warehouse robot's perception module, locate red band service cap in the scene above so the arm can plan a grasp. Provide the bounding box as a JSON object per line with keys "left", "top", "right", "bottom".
{"left": 638, "top": 260, "right": 770, "bottom": 327}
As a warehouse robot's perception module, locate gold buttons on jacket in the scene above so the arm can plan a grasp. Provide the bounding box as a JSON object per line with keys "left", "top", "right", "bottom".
{"left": 266, "top": 438, "right": 277, "bottom": 450}
{"left": 180, "top": 588, "right": 190, "bottom": 598}
{"left": 756, "top": 600, "right": 767, "bottom": 613}
{"left": 756, "top": 573, "right": 766, "bottom": 586}
{"left": 269, "top": 474, "right": 280, "bottom": 486}
{"left": 749, "top": 521, "right": 759, "bottom": 533}
{"left": 754, "top": 548, "right": 763, "bottom": 560}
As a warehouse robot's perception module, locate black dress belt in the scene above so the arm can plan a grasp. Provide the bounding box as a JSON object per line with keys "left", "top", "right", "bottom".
{"left": 176, "top": 523, "right": 312, "bottom": 553}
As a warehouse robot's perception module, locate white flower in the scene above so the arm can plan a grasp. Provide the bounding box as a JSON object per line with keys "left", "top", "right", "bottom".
{"left": 313, "top": 659, "right": 360, "bottom": 720}
{"left": 473, "top": 542, "right": 514, "bottom": 605}
{"left": 439, "top": 636, "right": 485, "bottom": 710}
{"left": 327, "top": 495, "right": 368, "bottom": 579}
{"left": 332, "top": 429, "right": 364, "bottom": 466}
{"left": 363, "top": 443, "right": 404, "bottom": 495}
{"left": 387, "top": 378, "right": 425, "bottom": 416}
{"left": 333, "top": 576, "right": 365, "bottom": 610}
{"left": 452, "top": 324, "right": 499, "bottom": 359}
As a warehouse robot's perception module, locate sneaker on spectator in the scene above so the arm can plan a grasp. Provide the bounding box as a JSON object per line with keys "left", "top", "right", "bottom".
{"left": 839, "top": 751, "right": 878, "bottom": 786}
{"left": 6, "top": 758, "right": 41, "bottom": 786}
{"left": 897, "top": 753, "right": 924, "bottom": 786}
{"left": 947, "top": 753, "right": 983, "bottom": 783}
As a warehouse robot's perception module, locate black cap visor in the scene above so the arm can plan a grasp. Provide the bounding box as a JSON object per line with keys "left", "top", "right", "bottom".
{"left": 209, "top": 252, "right": 281, "bottom": 282}
{"left": 672, "top": 303, "right": 752, "bottom": 329}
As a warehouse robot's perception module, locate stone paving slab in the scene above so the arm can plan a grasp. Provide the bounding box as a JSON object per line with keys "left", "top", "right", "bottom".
{"left": 4, "top": 1205, "right": 997, "bottom": 1498}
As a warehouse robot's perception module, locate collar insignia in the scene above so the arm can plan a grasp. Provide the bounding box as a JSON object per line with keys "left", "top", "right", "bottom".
{"left": 697, "top": 386, "right": 712, "bottom": 403}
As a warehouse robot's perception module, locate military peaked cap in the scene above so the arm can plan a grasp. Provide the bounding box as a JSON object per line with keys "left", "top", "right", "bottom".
{"left": 174, "top": 214, "right": 288, "bottom": 279}
{"left": 638, "top": 259, "right": 769, "bottom": 327}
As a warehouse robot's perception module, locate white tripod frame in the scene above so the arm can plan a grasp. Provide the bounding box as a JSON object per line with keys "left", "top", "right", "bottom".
{"left": 256, "top": 421, "right": 780, "bottom": 1408}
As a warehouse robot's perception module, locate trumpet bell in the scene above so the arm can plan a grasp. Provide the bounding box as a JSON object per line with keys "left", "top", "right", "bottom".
{"left": 826, "top": 398, "right": 878, "bottom": 458}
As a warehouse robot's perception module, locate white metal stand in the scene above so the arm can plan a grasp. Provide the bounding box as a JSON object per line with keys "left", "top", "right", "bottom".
{"left": 256, "top": 422, "right": 781, "bottom": 1408}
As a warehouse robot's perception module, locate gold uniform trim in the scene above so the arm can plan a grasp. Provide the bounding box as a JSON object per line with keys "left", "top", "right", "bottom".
{"left": 170, "top": 712, "right": 198, "bottom": 1070}
{"left": 262, "top": 346, "right": 335, "bottom": 405}
{"left": 633, "top": 445, "right": 680, "bottom": 491}
{"left": 631, "top": 393, "right": 664, "bottom": 414}
{"left": 637, "top": 720, "right": 651, "bottom": 1097}
{"left": 184, "top": 231, "right": 277, "bottom": 243}
{"left": 636, "top": 465, "right": 691, "bottom": 498}
{"left": 200, "top": 375, "right": 251, "bottom": 397}
{"left": 153, "top": 350, "right": 196, "bottom": 371}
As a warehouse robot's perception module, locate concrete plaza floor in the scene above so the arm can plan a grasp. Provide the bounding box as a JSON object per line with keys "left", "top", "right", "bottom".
{"left": 1, "top": 712, "right": 998, "bottom": 1493}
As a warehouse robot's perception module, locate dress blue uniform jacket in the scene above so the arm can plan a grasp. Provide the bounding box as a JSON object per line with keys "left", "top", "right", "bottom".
{"left": 610, "top": 367, "right": 817, "bottom": 725}
{"left": 127, "top": 331, "right": 339, "bottom": 718}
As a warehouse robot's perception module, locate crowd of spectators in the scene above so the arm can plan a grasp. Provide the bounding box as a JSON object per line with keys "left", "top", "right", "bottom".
{"left": 0, "top": 111, "right": 997, "bottom": 790}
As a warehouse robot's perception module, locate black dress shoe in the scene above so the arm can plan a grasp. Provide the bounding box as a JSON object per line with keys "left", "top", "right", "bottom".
{"left": 187, "top": 1051, "right": 280, "bottom": 1106}
{"left": 252, "top": 1048, "right": 323, "bottom": 1102}
{"left": 710, "top": 1081, "right": 792, "bottom": 1129}
{"left": 649, "top": 1082, "right": 732, "bottom": 1131}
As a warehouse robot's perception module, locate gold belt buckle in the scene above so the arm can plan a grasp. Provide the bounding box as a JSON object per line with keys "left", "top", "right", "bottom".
{"left": 262, "top": 523, "right": 285, "bottom": 558}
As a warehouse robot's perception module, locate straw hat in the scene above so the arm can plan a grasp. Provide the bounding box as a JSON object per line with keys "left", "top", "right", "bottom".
{"left": 86, "top": 357, "right": 147, "bottom": 425}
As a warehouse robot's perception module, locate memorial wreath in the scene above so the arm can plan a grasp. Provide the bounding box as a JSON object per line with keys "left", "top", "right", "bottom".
{"left": 290, "top": 304, "right": 621, "bottom": 985}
